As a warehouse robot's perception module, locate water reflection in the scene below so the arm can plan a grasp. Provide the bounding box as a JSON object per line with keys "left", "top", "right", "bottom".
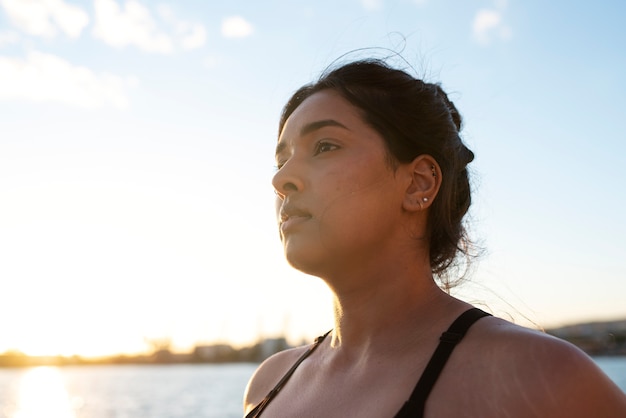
{"left": 0, "top": 364, "right": 258, "bottom": 418}
{"left": 13, "top": 367, "right": 77, "bottom": 418}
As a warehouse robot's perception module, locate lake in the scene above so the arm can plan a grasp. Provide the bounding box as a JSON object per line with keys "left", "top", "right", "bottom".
{"left": 0, "top": 358, "right": 624, "bottom": 418}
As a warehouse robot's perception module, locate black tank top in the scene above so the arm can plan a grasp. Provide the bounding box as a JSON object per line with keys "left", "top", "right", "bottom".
{"left": 246, "top": 308, "right": 491, "bottom": 418}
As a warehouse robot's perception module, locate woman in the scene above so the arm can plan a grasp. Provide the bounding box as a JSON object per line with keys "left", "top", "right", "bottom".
{"left": 244, "top": 59, "right": 626, "bottom": 417}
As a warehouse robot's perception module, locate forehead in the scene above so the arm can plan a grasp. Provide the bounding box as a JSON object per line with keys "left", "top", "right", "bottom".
{"left": 278, "top": 90, "right": 364, "bottom": 142}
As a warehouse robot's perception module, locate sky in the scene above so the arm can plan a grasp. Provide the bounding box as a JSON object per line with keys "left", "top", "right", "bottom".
{"left": 0, "top": 0, "right": 625, "bottom": 358}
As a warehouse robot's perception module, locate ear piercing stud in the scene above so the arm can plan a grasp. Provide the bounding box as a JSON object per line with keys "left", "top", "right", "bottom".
{"left": 422, "top": 197, "right": 429, "bottom": 202}
{"left": 431, "top": 165, "right": 437, "bottom": 177}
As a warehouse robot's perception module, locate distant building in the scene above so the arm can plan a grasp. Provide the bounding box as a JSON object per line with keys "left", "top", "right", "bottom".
{"left": 257, "top": 337, "right": 289, "bottom": 361}
{"left": 193, "top": 344, "right": 237, "bottom": 362}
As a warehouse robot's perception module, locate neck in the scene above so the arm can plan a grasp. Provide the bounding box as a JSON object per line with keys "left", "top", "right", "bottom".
{"left": 323, "top": 264, "right": 465, "bottom": 361}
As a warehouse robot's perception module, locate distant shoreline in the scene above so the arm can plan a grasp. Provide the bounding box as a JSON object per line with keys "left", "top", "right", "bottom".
{"left": 0, "top": 335, "right": 290, "bottom": 368}
{"left": 545, "top": 318, "right": 626, "bottom": 356}
{"left": 3, "top": 318, "right": 625, "bottom": 368}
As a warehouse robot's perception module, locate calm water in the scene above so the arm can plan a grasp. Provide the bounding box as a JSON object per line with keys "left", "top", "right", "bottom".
{"left": 0, "top": 359, "right": 624, "bottom": 418}
{"left": 594, "top": 357, "right": 626, "bottom": 393}
{"left": 0, "top": 363, "right": 257, "bottom": 418}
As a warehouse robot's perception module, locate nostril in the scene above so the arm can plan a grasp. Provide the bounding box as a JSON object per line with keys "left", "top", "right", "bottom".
{"left": 282, "top": 182, "right": 298, "bottom": 193}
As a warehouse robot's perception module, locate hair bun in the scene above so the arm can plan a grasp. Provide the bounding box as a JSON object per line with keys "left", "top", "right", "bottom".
{"left": 447, "top": 100, "right": 462, "bottom": 132}
{"left": 460, "top": 142, "right": 474, "bottom": 165}
{"left": 431, "top": 84, "right": 462, "bottom": 132}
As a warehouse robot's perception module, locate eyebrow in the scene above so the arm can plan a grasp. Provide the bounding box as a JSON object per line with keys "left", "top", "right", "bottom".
{"left": 275, "top": 119, "right": 349, "bottom": 156}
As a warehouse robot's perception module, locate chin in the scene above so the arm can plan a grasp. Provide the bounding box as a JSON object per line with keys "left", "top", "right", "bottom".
{"left": 284, "top": 248, "right": 328, "bottom": 278}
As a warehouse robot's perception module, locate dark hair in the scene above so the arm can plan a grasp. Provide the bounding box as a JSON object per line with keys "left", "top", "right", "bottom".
{"left": 279, "top": 59, "right": 475, "bottom": 288}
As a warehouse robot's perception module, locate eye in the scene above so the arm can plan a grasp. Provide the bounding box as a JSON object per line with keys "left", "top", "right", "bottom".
{"left": 314, "top": 141, "right": 338, "bottom": 155}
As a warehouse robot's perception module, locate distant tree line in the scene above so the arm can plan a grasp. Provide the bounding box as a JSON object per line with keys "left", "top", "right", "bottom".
{"left": 546, "top": 319, "right": 626, "bottom": 356}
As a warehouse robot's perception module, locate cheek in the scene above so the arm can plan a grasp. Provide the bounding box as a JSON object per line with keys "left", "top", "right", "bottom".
{"left": 317, "top": 165, "right": 399, "bottom": 241}
{"left": 329, "top": 157, "right": 391, "bottom": 196}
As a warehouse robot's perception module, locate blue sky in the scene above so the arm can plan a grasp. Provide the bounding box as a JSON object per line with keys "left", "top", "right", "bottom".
{"left": 0, "top": 0, "right": 625, "bottom": 357}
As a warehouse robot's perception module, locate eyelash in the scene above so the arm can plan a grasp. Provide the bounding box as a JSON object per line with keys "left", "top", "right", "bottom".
{"left": 275, "top": 141, "right": 338, "bottom": 171}
{"left": 314, "top": 140, "right": 338, "bottom": 155}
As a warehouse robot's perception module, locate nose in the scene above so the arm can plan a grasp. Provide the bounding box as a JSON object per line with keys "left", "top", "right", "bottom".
{"left": 272, "top": 160, "right": 303, "bottom": 199}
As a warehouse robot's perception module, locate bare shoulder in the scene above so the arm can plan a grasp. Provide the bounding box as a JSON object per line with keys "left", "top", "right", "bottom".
{"left": 448, "top": 316, "right": 626, "bottom": 417}
{"left": 243, "top": 344, "right": 310, "bottom": 414}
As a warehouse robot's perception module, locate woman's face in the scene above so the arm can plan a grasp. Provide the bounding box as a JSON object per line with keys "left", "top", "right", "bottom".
{"left": 273, "top": 90, "right": 410, "bottom": 277}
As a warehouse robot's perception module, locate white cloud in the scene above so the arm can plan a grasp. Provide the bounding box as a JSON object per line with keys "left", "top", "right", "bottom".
{"left": 361, "top": 0, "right": 383, "bottom": 11}
{"left": 0, "top": 0, "right": 89, "bottom": 38}
{"left": 0, "top": 51, "right": 135, "bottom": 109}
{"left": 93, "top": 0, "right": 173, "bottom": 53}
{"left": 221, "top": 16, "right": 253, "bottom": 39}
{"left": 157, "top": 4, "right": 206, "bottom": 50}
{"left": 472, "top": 5, "right": 512, "bottom": 45}
{"left": 0, "top": 31, "right": 20, "bottom": 46}
{"left": 92, "top": 0, "right": 206, "bottom": 53}
{"left": 180, "top": 24, "right": 206, "bottom": 50}
{"left": 473, "top": 9, "right": 501, "bottom": 41}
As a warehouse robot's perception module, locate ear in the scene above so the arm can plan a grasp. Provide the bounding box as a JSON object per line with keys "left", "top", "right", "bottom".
{"left": 402, "top": 155, "right": 441, "bottom": 212}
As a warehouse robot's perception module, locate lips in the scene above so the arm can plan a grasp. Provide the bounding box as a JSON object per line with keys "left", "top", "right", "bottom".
{"left": 279, "top": 203, "right": 312, "bottom": 232}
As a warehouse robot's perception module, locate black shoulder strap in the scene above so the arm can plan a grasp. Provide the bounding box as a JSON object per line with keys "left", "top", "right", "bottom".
{"left": 246, "top": 330, "right": 331, "bottom": 418}
{"left": 395, "top": 308, "right": 491, "bottom": 418}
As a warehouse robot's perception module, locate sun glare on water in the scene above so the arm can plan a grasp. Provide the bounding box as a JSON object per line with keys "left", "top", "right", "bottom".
{"left": 10, "top": 367, "right": 80, "bottom": 418}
